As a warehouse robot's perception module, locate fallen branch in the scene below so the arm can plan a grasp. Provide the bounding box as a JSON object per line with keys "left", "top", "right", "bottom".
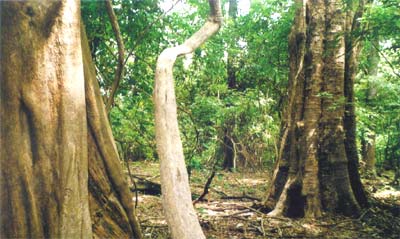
{"left": 129, "top": 176, "right": 161, "bottom": 195}
{"left": 142, "top": 224, "right": 169, "bottom": 228}
{"left": 220, "top": 209, "right": 252, "bottom": 217}
{"left": 221, "top": 195, "right": 261, "bottom": 201}
{"left": 199, "top": 204, "right": 249, "bottom": 212}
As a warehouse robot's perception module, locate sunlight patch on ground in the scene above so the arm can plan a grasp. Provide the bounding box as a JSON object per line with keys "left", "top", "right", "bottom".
{"left": 373, "top": 188, "right": 400, "bottom": 201}
{"left": 134, "top": 194, "right": 160, "bottom": 203}
{"left": 238, "top": 178, "right": 265, "bottom": 186}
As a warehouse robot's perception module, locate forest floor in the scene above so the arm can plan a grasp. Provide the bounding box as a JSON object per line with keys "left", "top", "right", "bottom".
{"left": 127, "top": 161, "right": 400, "bottom": 239}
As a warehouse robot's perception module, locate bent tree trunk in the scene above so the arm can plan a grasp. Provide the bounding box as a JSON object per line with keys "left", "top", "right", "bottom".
{"left": 0, "top": 1, "right": 141, "bottom": 238}
{"left": 264, "top": 0, "right": 367, "bottom": 218}
{"left": 154, "top": 1, "right": 222, "bottom": 238}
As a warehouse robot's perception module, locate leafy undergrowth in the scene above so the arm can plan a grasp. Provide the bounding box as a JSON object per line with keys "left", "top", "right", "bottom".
{"left": 127, "top": 161, "right": 400, "bottom": 239}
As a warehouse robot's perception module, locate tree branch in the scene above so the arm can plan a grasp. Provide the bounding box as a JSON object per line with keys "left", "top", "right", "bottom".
{"left": 105, "top": 0, "right": 125, "bottom": 113}
{"left": 123, "top": 0, "right": 182, "bottom": 68}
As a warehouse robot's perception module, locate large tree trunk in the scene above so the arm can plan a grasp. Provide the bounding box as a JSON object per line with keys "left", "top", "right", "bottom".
{"left": 343, "top": 0, "right": 369, "bottom": 207}
{"left": 82, "top": 26, "right": 142, "bottom": 239}
{"left": 154, "top": 1, "right": 222, "bottom": 238}
{"left": 0, "top": 1, "right": 141, "bottom": 238}
{"left": 1, "top": 2, "right": 91, "bottom": 237}
{"left": 264, "top": 0, "right": 367, "bottom": 218}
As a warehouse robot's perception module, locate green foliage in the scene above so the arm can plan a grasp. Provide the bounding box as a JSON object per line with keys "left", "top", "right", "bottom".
{"left": 356, "top": 0, "right": 400, "bottom": 170}
{"left": 80, "top": 0, "right": 294, "bottom": 169}
{"left": 81, "top": 0, "right": 399, "bottom": 173}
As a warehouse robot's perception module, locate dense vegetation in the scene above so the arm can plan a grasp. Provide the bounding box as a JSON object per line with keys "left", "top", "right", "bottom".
{"left": 1, "top": 0, "right": 399, "bottom": 238}
{"left": 82, "top": 0, "right": 399, "bottom": 176}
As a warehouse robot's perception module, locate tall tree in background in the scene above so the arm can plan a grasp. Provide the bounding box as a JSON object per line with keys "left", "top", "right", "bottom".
{"left": 0, "top": 1, "right": 141, "bottom": 238}
{"left": 222, "top": 0, "right": 238, "bottom": 169}
{"left": 264, "top": 0, "right": 367, "bottom": 218}
{"left": 361, "top": 36, "right": 380, "bottom": 178}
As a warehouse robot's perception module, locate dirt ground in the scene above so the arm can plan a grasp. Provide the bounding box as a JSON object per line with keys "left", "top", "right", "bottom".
{"left": 127, "top": 161, "right": 400, "bottom": 239}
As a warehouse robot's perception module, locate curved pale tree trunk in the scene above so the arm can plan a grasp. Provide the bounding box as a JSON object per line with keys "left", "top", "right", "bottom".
{"left": 264, "top": 0, "right": 367, "bottom": 218}
{"left": 154, "top": 1, "right": 222, "bottom": 238}
{"left": 0, "top": 1, "right": 141, "bottom": 238}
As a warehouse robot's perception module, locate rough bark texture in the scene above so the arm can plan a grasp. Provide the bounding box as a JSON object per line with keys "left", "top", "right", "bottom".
{"left": 1, "top": 1, "right": 91, "bottom": 237}
{"left": 154, "top": 1, "right": 222, "bottom": 238}
{"left": 82, "top": 26, "right": 142, "bottom": 239}
{"left": 264, "top": 0, "right": 367, "bottom": 218}
{"left": 1, "top": 1, "right": 141, "bottom": 238}
{"left": 343, "top": 0, "right": 369, "bottom": 207}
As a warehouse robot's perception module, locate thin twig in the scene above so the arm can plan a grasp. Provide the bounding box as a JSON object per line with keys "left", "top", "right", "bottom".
{"left": 123, "top": 147, "right": 139, "bottom": 209}
{"left": 221, "top": 195, "right": 261, "bottom": 201}
{"left": 219, "top": 209, "right": 252, "bottom": 217}
{"left": 260, "top": 217, "right": 266, "bottom": 236}
{"left": 367, "top": 37, "right": 400, "bottom": 78}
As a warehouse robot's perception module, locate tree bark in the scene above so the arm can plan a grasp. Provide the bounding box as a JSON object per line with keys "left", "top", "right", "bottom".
{"left": 154, "top": 1, "right": 222, "bottom": 238}
{"left": 1, "top": 1, "right": 141, "bottom": 238}
{"left": 1, "top": 1, "right": 91, "bottom": 237}
{"left": 82, "top": 25, "right": 142, "bottom": 239}
{"left": 264, "top": 0, "right": 366, "bottom": 218}
{"left": 264, "top": 0, "right": 307, "bottom": 216}
{"left": 344, "top": 0, "right": 369, "bottom": 207}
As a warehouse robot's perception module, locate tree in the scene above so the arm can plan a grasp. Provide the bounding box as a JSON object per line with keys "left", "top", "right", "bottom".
{"left": 361, "top": 36, "right": 380, "bottom": 178}
{"left": 343, "top": 0, "right": 369, "bottom": 207}
{"left": 154, "top": 0, "right": 222, "bottom": 238}
{"left": 0, "top": 1, "right": 141, "bottom": 238}
{"left": 264, "top": 0, "right": 367, "bottom": 218}
{"left": 356, "top": 0, "right": 400, "bottom": 183}
{"left": 222, "top": 0, "right": 238, "bottom": 170}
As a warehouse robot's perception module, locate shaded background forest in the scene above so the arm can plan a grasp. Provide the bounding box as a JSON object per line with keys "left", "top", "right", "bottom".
{"left": 81, "top": 0, "right": 399, "bottom": 180}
